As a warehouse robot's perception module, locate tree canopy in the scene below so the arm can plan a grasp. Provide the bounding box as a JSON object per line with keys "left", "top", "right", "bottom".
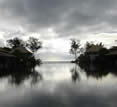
{"left": 70, "top": 39, "right": 82, "bottom": 60}
{"left": 26, "top": 37, "right": 42, "bottom": 53}
{"left": 7, "top": 37, "right": 25, "bottom": 49}
{"left": 7, "top": 37, "right": 42, "bottom": 54}
{"left": 85, "top": 41, "right": 105, "bottom": 52}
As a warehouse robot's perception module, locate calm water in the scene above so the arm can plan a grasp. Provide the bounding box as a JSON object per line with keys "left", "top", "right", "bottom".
{"left": 0, "top": 63, "right": 117, "bottom": 107}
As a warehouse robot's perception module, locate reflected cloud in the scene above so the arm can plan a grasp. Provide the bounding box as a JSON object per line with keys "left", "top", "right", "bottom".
{"left": 0, "top": 63, "right": 117, "bottom": 107}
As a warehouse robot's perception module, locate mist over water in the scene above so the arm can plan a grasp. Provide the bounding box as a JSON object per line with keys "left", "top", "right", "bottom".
{"left": 0, "top": 63, "right": 117, "bottom": 107}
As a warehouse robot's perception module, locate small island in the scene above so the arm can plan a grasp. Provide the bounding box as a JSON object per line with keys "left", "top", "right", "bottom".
{"left": 0, "top": 37, "right": 42, "bottom": 72}
{"left": 70, "top": 39, "right": 117, "bottom": 73}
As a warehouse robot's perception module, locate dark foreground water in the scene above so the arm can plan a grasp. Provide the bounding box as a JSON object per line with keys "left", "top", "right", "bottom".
{"left": 0, "top": 63, "right": 117, "bottom": 107}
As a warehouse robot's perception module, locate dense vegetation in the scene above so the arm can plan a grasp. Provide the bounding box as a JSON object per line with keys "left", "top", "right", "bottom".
{"left": 0, "top": 37, "right": 42, "bottom": 72}
{"left": 70, "top": 39, "right": 117, "bottom": 70}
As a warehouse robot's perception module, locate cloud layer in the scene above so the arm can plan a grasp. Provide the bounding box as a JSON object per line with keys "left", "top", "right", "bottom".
{"left": 0, "top": 0, "right": 117, "bottom": 33}
{"left": 0, "top": 0, "right": 117, "bottom": 60}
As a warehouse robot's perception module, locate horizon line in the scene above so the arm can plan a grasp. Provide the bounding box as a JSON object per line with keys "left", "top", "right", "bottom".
{"left": 43, "top": 60, "right": 71, "bottom": 63}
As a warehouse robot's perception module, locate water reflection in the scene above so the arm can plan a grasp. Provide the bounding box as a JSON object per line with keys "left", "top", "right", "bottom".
{"left": 70, "top": 65, "right": 80, "bottom": 82}
{"left": 0, "top": 68, "right": 42, "bottom": 86}
{"left": 0, "top": 63, "right": 117, "bottom": 107}
{"left": 79, "top": 63, "right": 117, "bottom": 79}
{"left": 70, "top": 64, "right": 117, "bottom": 82}
{"left": 9, "top": 71, "right": 42, "bottom": 86}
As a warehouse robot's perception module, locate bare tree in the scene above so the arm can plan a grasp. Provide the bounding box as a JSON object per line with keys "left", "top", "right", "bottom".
{"left": 26, "top": 37, "right": 42, "bottom": 53}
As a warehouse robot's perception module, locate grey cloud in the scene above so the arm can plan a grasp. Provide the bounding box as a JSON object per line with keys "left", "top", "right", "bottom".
{"left": 0, "top": 39, "right": 5, "bottom": 47}
{"left": 55, "top": 0, "right": 117, "bottom": 36}
{"left": 0, "top": 0, "right": 117, "bottom": 61}
{"left": 3, "top": 31, "right": 26, "bottom": 39}
{"left": 1, "top": 0, "right": 117, "bottom": 35}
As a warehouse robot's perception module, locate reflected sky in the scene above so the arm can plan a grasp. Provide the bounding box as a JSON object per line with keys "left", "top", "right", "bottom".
{"left": 0, "top": 63, "right": 117, "bottom": 107}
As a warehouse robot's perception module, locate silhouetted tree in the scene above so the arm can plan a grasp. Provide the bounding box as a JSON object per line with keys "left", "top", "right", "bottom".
{"left": 70, "top": 39, "right": 82, "bottom": 60}
{"left": 7, "top": 37, "right": 42, "bottom": 67}
{"left": 85, "top": 41, "right": 104, "bottom": 52}
{"left": 85, "top": 41, "right": 94, "bottom": 51}
{"left": 7, "top": 37, "right": 25, "bottom": 49}
{"left": 26, "top": 37, "right": 42, "bottom": 53}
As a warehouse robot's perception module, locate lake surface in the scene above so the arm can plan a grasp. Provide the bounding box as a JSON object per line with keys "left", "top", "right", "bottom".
{"left": 0, "top": 63, "right": 117, "bottom": 107}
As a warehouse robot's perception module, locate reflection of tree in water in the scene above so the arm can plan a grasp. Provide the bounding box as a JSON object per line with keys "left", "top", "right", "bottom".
{"left": 70, "top": 65, "right": 80, "bottom": 82}
{"left": 71, "top": 63, "right": 117, "bottom": 80}
{"left": 9, "top": 71, "right": 42, "bottom": 86}
{"left": 0, "top": 66, "right": 42, "bottom": 86}
{"left": 85, "top": 70, "right": 109, "bottom": 79}
{"left": 79, "top": 63, "right": 117, "bottom": 79}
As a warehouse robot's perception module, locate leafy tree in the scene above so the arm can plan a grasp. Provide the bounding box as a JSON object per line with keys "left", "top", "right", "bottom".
{"left": 85, "top": 41, "right": 104, "bottom": 52}
{"left": 85, "top": 42, "right": 92, "bottom": 51}
{"left": 70, "top": 39, "right": 82, "bottom": 60}
{"left": 26, "top": 37, "right": 42, "bottom": 53}
{"left": 7, "top": 37, "right": 25, "bottom": 49}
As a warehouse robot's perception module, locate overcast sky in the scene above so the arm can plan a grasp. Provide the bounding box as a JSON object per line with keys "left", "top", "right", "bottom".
{"left": 0, "top": 0, "right": 117, "bottom": 61}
